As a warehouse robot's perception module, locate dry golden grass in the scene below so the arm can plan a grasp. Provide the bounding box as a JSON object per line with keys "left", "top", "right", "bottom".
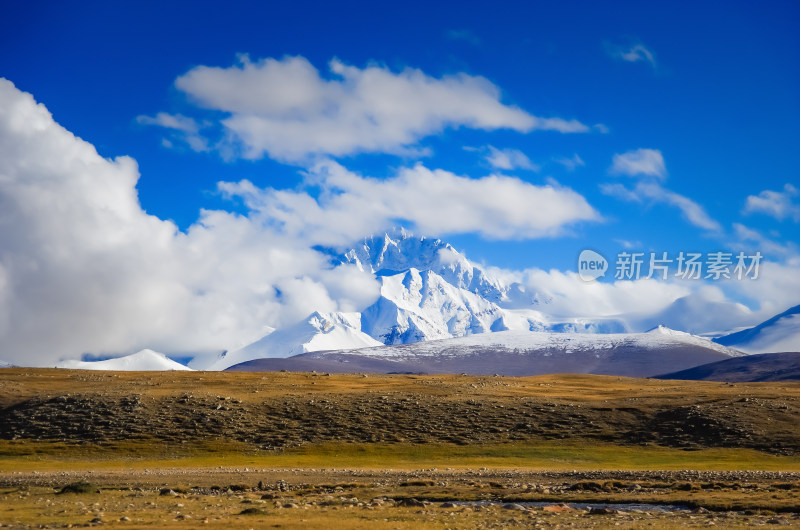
{"left": 2, "top": 369, "right": 800, "bottom": 527}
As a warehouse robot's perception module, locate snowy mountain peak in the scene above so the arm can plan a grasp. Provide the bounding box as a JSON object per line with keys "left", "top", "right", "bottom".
{"left": 208, "top": 310, "right": 382, "bottom": 370}
{"left": 647, "top": 325, "right": 688, "bottom": 336}
{"left": 339, "top": 231, "right": 536, "bottom": 307}
{"left": 361, "top": 267, "right": 510, "bottom": 345}
{"left": 342, "top": 231, "right": 456, "bottom": 275}
{"left": 57, "top": 349, "right": 193, "bottom": 371}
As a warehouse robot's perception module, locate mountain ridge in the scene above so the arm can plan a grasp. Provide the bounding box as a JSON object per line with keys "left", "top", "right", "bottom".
{"left": 714, "top": 305, "right": 800, "bottom": 353}
{"left": 228, "top": 326, "right": 744, "bottom": 377}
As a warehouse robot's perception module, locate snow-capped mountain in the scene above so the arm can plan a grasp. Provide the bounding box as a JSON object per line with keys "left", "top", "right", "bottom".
{"left": 342, "top": 231, "right": 626, "bottom": 340}
{"left": 340, "top": 231, "right": 543, "bottom": 307}
{"left": 212, "top": 232, "right": 629, "bottom": 370}
{"left": 0, "top": 360, "right": 14, "bottom": 368}
{"left": 57, "top": 349, "right": 192, "bottom": 371}
{"left": 228, "top": 325, "right": 744, "bottom": 377}
{"left": 714, "top": 305, "right": 800, "bottom": 353}
{"left": 323, "top": 324, "right": 742, "bottom": 360}
{"left": 209, "top": 311, "right": 381, "bottom": 370}
{"left": 361, "top": 268, "right": 521, "bottom": 344}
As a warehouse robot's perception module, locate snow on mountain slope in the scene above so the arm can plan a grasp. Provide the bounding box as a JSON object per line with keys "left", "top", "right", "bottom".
{"left": 209, "top": 311, "right": 381, "bottom": 370}
{"left": 57, "top": 349, "right": 192, "bottom": 371}
{"left": 323, "top": 325, "right": 743, "bottom": 360}
{"left": 229, "top": 326, "right": 744, "bottom": 377}
{"left": 0, "top": 360, "right": 14, "bottom": 368}
{"left": 340, "top": 231, "right": 542, "bottom": 307}
{"left": 715, "top": 305, "right": 800, "bottom": 353}
{"left": 340, "top": 232, "right": 626, "bottom": 344}
{"left": 361, "top": 268, "right": 519, "bottom": 344}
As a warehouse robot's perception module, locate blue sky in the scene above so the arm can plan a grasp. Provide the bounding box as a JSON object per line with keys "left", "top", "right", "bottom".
{"left": 1, "top": 1, "right": 798, "bottom": 364}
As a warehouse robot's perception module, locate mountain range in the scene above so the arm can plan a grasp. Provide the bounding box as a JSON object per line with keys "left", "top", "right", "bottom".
{"left": 656, "top": 351, "right": 800, "bottom": 382}
{"left": 51, "top": 232, "right": 800, "bottom": 375}
{"left": 209, "top": 232, "right": 629, "bottom": 370}
{"left": 228, "top": 325, "right": 744, "bottom": 377}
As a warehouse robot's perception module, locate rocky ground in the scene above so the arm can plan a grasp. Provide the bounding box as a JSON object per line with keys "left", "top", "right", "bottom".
{"left": 2, "top": 468, "right": 800, "bottom": 528}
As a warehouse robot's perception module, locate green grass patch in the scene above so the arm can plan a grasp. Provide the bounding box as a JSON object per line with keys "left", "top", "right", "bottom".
{"left": 1, "top": 439, "right": 798, "bottom": 472}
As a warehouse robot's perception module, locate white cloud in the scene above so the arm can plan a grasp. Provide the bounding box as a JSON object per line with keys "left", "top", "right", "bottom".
{"left": 732, "top": 222, "right": 798, "bottom": 257}
{"left": 609, "top": 148, "right": 666, "bottom": 179}
{"left": 137, "top": 112, "right": 210, "bottom": 152}
{"left": 0, "top": 79, "right": 599, "bottom": 367}
{"left": 0, "top": 79, "right": 381, "bottom": 366}
{"left": 743, "top": 183, "right": 800, "bottom": 221}
{"left": 152, "top": 55, "right": 590, "bottom": 161}
{"left": 607, "top": 42, "right": 657, "bottom": 69}
{"left": 516, "top": 268, "right": 690, "bottom": 320}
{"left": 488, "top": 260, "right": 800, "bottom": 335}
{"left": 603, "top": 149, "right": 720, "bottom": 232}
{"left": 614, "top": 238, "right": 641, "bottom": 249}
{"left": 219, "top": 160, "right": 601, "bottom": 243}
{"left": 731, "top": 257, "right": 800, "bottom": 319}
{"left": 602, "top": 180, "right": 721, "bottom": 232}
{"left": 485, "top": 146, "right": 539, "bottom": 171}
{"left": 553, "top": 153, "right": 585, "bottom": 171}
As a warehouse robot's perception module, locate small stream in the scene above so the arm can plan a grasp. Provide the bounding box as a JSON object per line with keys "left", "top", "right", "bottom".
{"left": 451, "top": 501, "right": 692, "bottom": 512}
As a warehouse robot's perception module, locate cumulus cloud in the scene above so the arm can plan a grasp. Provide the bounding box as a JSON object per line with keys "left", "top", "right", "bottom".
{"left": 603, "top": 149, "right": 721, "bottom": 232}
{"left": 743, "top": 183, "right": 800, "bottom": 222}
{"left": 609, "top": 148, "right": 666, "bottom": 179}
{"left": 219, "top": 160, "right": 600, "bottom": 243}
{"left": 485, "top": 146, "right": 539, "bottom": 171}
{"left": 0, "top": 79, "right": 382, "bottom": 366}
{"left": 517, "top": 268, "right": 690, "bottom": 320}
{"left": 0, "top": 79, "right": 600, "bottom": 367}
{"left": 489, "top": 256, "right": 800, "bottom": 335}
{"left": 146, "top": 55, "right": 590, "bottom": 161}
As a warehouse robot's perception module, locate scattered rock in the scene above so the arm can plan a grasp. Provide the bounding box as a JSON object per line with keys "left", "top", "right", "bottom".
{"left": 543, "top": 504, "right": 574, "bottom": 513}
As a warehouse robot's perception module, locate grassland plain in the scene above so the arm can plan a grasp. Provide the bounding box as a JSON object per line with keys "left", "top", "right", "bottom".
{"left": 1, "top": 368, "right": 799, "bottom": 528}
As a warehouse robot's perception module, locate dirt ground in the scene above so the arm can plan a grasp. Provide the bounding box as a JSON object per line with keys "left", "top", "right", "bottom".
{"left": 1, "top": 369, "right": 799, "bottom": 527}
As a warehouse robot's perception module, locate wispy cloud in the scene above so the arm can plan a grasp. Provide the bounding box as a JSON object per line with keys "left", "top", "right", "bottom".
{"left": 485, "top": 146, "right": 539, "bottom": 171}
{"left": 137, "top": 112, "right": 210, "bottom": 152}
{"left": 603, "top": 148, "right": 720, "bottom": 232}
{"left": 144, "top": 55, "right": 590, "bottom": 162}
{"left": 743, "top": 183, "right": 800, "bottom": 222}
{"left": 609, "top": 148, "right": 666, "bottom": 180}
{"left": 553, "top": 153, "right": 585, "bottom": 171}
{"left": 446, "top": 29, "right": 480, "bottom": 46}
{"left": 606, "top": 41, "right": 657, "bottom": 70}
{"left": 733, "top": 222, "right": 799, "bottom": 256}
